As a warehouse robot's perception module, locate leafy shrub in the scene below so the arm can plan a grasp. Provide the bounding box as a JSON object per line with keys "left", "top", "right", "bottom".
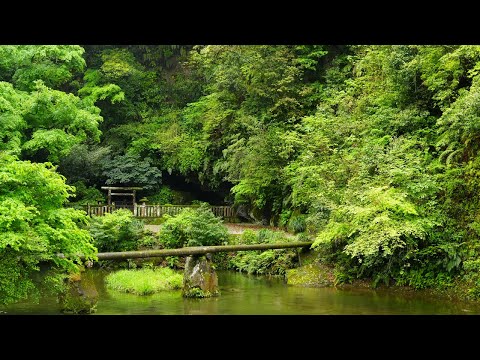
{"left": 158, "top": 203, "right": 228, "bottom": 248}
{"left": 257, "top": 229, "right": 290, "bottom": 243}
{"left": 0, "top": 154, "right": 96, "bottom": 306}
{"left": 238, "top": 229, "right": 258, "bottom": 244}
{"left": 288, "top": 215, "right": 307, "bottom": 234}
{"left": 148, "top": 186, "right": 174, "bottom": 204}
{"left": 279, "top": 209, "right": 292, "bottom": 228}
{"left": 137, "top": 233, "right": 163, "bottom": 250}
{"left": 228, "top": 229, "right": 299, "bottom": 276}
{"left": 89, "top": 209, "right": 145, "bottom": 252}
{"left": 462, "top": 259, "right": 480, "bottom": 299}
{"left": 296, "top": 232, "right": 311, "bottom": 242}
{"left": 101, "top": 153, "right": 162, "bottom": 191}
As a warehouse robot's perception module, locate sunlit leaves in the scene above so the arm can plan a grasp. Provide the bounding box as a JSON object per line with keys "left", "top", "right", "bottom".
{"left": 0, "top": 46, "right": 105, "bottom": 164}
{"left": 0, "top": 153, "right": 96, "bottom": 305}
{"left": 158, "top": 204, "right": 228, "bottom": 248}
{"left": 0, "top": 45, "right": 86, "bottom": 91}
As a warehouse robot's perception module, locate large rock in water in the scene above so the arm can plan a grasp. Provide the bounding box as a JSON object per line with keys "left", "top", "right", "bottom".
{"left": 183, "top": 254, "right": 220, "bottom": 298}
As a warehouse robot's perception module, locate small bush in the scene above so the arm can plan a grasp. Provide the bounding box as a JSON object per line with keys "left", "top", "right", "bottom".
{"left": 158, "top": 203, "right": 229, "bottom": 248}
{"left": 279, "top": 209, "right": 292, "bottom": 228}
{"left": 296, "top": 232, "right": 311, "bottom": 242}
{"left": 148, "top": 186, "right": 175, "bottom": 204}
{"left": 137, "top": 233, "right": 163, "bottom": 250}
{"left": 229, "top": 229, "right": 299, "bottom": 276}
{"left": 462, "top": 259, "right": 480, "bottom": 300}
{"left": 89, "top": 209, "right": 145, "bottom": 252}
{"left": 105, "top": 267, "right": 183, "bottom": 295}
{"left": 238, "top": 229, "right": 258, "bottom": 244}
{"left": 288, "top": 215, "right": 307, "bottom": 234}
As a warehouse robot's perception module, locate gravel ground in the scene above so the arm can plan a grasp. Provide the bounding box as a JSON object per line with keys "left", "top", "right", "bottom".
{"left": 144, "top": 224, "right": 162, "bottom": 234}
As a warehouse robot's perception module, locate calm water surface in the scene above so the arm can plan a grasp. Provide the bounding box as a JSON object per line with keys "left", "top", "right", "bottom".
{"left": 3, "top": 269, "right": 480, "bottom": 315}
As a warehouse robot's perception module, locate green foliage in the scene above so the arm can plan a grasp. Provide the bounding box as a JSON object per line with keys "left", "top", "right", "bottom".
{"left": 58, "top": 144, "right": 111, "bottom": 187}
{"left": 0, "top": 45, "right": 86, "bottom": 91}
{"left": 8, "top": 43, "right": 480, "bottom": 305}
{"left": 69, "top": 181, "right": 105, "bottom": 206}
{"left": 0, "top": 46, "right": 105, "bottom": 165}
{"left": 228, "top": 229, "right": 299, "bottom": 276}
{"left": 78, "top": 69, "right": 125, "bottom": 105}
{"left": 0, "top": 153, "right": 96, "bottom": 305}
{"left": 462, "top": 258, "right": 480, "bottom": 299}
{"left": 137, "top": 232, "right": 163, "bottom": 250}
{"left": 148, "top": 186, "right": 175, "bottom": 204}
{"left": 88, "top": 209, "right": 145, "bottom": 252}
{"left": 288, "top": 214, "right": 307, "bottom": 234}
{"left": 101, "top": 153, "right": 162, "bottom": 190}
{"left": 105, "top": 267, "right": 183, "bottom": 295}
{"left": 158, "top": 204, "right": 228, "bottom": 248}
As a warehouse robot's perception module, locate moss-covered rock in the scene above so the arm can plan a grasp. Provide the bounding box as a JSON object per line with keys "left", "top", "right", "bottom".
{"left": 182, "top": 255, "right": 220, "bottom": 298}
{"left": 286, "top": 262, "right": 336, "bottom": 287}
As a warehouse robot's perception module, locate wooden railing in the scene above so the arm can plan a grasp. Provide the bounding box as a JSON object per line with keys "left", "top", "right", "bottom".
{"left": 83, "top": 204, "right": 236, "bottom": 219}
{"left": 84, "top": 204, "right": 116, "bottom": 216}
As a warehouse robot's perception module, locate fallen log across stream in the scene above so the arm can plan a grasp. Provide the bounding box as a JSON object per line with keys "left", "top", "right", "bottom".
{"left": 68, "top": 241, "right": 314, "bottom": 261}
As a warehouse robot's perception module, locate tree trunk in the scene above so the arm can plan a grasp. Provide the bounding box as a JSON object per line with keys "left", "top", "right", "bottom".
{"left": 73, "top": 242, "right": 313, "bottom": 261}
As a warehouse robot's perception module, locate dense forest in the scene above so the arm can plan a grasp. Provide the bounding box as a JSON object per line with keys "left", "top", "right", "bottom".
{"left": 2, "top": 45, "right": 480, "bottom": 305}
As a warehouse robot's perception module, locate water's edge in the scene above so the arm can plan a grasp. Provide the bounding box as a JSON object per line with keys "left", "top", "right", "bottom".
{"left": 3, "top": 269, "right": 480, "bottom": 315}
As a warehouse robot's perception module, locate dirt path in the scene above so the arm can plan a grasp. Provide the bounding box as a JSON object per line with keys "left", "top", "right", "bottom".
{"left": 144, "top": 224, "right": 162, "bottom": 234}
{"left": 144, "top": 223, "right": 294, "bottom": 238}
{"left": 223, "top": 223, "right": 295, "bottom": 238}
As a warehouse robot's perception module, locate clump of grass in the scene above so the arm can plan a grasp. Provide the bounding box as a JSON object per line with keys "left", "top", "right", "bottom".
{"left": 105, "top": 267, "right": 183, "bottom": 295}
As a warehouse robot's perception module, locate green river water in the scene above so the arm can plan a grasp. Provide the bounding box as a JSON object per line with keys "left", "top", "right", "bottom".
{"left": 3, "top": 269, "right": 480, "bottom": 315}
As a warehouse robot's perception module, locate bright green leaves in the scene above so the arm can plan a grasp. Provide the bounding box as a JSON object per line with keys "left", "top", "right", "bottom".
{"left": 100, "top": 48, "right": 141, "bottom": 80}
{"left": 0, "top": 81, "right": 27, "bottom": 155}
{"left": 0, "top": 45, "right": 86, "bottom": 91}
{"left": 78, "top": 69, "right": 125, "bottom": 105}
{"left": 0, "top": 154, "right": 96, "bottom": 305}
{"left": 0, "top": 45, "right": 106, "bottom": 164}
{"left": 312, "top": 185, "right": 439, "bottom": 287}
{"left": 223, "top": 126, "right": 291, "bottom": 217}
{"left": 285, "top": 45, "right": 463, "bottom": 287}
{"left": 0, "top": 198, "right": 37, "bottom": 236}
{"left": 89, "top": 209, "right": 145, "bottom": 252}
{"left": 158, "top": 204, "right": 228, "bottom": 248}
{"left": 436, "top": 73, "right": 480, "bottom": 162}
{"left": 419, "top": 45, "right": 480, "bottom": 109}
{"left": 21, "top": 80, "right": 103, "bottom": 163}
{"left": 294, "top": 45, "right": 328, "bottom": 71}
{"left": 22, "top": 129, "right": 79, "bottom": 163}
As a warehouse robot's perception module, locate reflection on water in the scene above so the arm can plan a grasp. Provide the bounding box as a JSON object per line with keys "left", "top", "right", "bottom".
{"left": 3, "top": 269, "right": 480, "bottom": 315}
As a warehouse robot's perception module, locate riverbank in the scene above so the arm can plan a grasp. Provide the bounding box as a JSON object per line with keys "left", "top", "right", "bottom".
{"left": 289, "top": 252, "right": 478, "bottom": 306}
{"left": 145, "top": 221, "right": 477, "bottom": 305}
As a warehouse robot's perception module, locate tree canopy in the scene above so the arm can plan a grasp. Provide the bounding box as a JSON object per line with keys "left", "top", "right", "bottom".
{"left": 4, "top": 44, "right": 480, "bottom": 303}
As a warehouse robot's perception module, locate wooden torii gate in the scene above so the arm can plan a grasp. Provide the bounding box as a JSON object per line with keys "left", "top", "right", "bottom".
{"left": 101, "top": 186, "right": 143, "bottom": 209}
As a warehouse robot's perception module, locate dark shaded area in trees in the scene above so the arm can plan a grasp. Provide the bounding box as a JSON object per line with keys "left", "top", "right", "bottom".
{"left": 161, "top": 173, "right": 231, "bottom": 205}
